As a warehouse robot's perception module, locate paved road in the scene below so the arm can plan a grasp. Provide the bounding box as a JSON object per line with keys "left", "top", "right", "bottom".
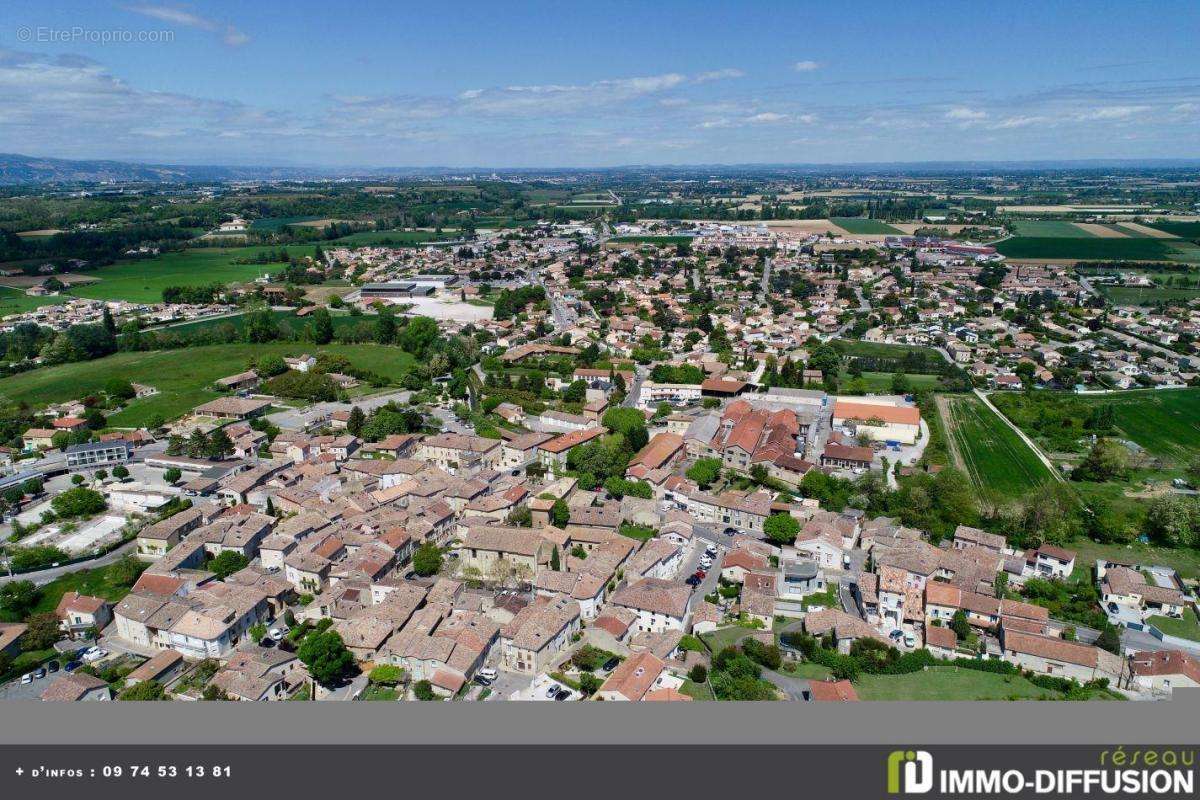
{"left": 0, "top": 538, "right": 137, "bottom": 587}
{"left": 762, "top": 667, "right": 812, "bottom": 701}
{"left": 622, "top": 366, "right": 646, "bottom": 409}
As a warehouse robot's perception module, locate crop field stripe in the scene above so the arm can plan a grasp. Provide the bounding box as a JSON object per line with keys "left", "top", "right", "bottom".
{"left": 948, "top": 395, "right": 1054, "bottom": 501}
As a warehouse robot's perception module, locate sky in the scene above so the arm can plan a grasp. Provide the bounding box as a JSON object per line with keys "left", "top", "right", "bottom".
{"left": 0, "top": 0, "right": 1198, "bottom": 168}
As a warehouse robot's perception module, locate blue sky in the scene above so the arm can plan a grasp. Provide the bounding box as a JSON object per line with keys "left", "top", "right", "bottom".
{"left": 1, "top": 0, "right": 1198, "bottom": 167}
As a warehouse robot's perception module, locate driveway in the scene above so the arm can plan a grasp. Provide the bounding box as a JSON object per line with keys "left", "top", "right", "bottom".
{"left": 762, "top": 668, "right": 812, "bottom": 701}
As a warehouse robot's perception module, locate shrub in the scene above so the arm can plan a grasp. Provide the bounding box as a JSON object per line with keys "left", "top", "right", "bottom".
{"left": 688, "top": 664, "right": 708, "bottom": 683}
{"left": 51, "top": 487, "right": 106, "bottom": 518}
{"left": 413, "top": 680, "right": 437, "bottom": 701}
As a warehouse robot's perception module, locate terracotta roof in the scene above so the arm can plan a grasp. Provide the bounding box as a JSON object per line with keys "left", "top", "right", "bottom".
{"left": 807, "top": 679, "right": 859, "bottom": 701}
{"left": 599, "top": 650, "right": 665, "bottom": 701}
{"left": 833, "top": 401, "right": 920, "bottom": 426}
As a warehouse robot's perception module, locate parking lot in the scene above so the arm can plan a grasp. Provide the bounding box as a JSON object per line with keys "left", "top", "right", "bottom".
{"left": 508, "top": 673, "right": 580, "bottom": 702}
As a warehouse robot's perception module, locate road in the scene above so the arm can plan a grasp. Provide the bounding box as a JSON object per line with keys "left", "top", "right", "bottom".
{"left": 622, "top": 366, "right": 646, "bottom": 409}
{"left": 973, "top": 388, "right": 1064, "bottom": 482}
{"left": 834, "top": 286, "right": 871, "bottom": 338}
{"left": 759, "top": 257, "right": 772, "bottom": 301}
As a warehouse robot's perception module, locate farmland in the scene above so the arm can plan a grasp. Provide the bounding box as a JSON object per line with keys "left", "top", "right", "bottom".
{"left": 0, "top": 343, "right": 416, "bottom": 427}
{"left": 65, "top": 246, "right": 317, "bottom": 303}
{"left": 829, "top": 217, "right": 903, "bottom": 235}
{"left": 1099, "top": 285, "right": 1200, "bottom": 305}
{"left": 944, "top": 394, "right": 1055, "bottom": 503}
{"left": 1148, "top": 221, "right": 1200, "bottom": 239}
{"left": 329, "top": 229, "right": 460, "bottom": 246}
{"left": 1009, "top": 220, "right": 1095, "bottom": 238}
{"left": 0, "top": 286, "right": 62, "bottom": 316}
{"left": 995, "top": 236, "right": 1183, "bottom": 262}
{"left": 993, "top": 389, "right": 1200, "bottom": 467}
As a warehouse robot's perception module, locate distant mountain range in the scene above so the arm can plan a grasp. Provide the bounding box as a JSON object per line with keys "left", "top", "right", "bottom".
{"left": 2, "top": 152, "right": 1200, "bottom": 185}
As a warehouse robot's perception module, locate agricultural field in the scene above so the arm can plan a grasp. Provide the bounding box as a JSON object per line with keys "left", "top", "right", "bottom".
{"left": 0, "top": 286, "right": 63, "bottom": 316}
{"left": 854, "top": 667, "right": 1062, "bottom": 701}
{"left": 1099, "top": 285, "right": 1200, "bottom": 305}
{"left": 157, "top": 308, "right": 378, "bottom": 338}
{"left": 1009, "top": 220, "right": 1096, "bottom": 238}
{"left": 829, "top": 217, "right": 903, "bottom": 235}
{"left": 65, "top": 246, "right": 317, "bottom": 303}
{"left": 1148, "top": 221, "right": 1200, "bottom": 239}
{"left": 995, "top": 236, "right": 1184, "bottom": 262}
{"left": 944, "top": 394, "right": 1055, "bottom": 503}
{"left": 250, "top": 216, "right": 326, "bottom": 231}
{"left": 0, "top": 343, "right": 416, "bottom": 427}
{"left": 839, "top": 371, "right": 940, "bottom": 393}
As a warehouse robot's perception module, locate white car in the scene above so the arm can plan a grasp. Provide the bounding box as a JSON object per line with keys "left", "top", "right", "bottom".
{"left": 477, "top": 667, "right": 497, "bottom": 681}
{"left": 20, "top": 672, "right": 33, "bottom": 684}
{"left": 81, "top": 647, "right": 107, "bottom": 663}
{"left": 269, "top": 628, "right": 285, "bottom": 641}
{"left": 699, "top": 557, "right": 713, "bottom": 567}
{"left": 903, "top": 633, "right": 917, "bottom": 648}
{"left": 544, "top": 684, "right": 559, "bottom": 698}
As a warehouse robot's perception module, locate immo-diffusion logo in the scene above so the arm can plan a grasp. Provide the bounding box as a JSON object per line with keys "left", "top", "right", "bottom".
{"left": 887, "top": 750, "right": 934, "bottom": 794}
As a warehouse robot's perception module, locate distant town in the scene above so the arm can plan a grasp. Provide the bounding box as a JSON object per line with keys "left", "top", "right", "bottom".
{"left": 1, "top": 166, "right": 1199, "bottom": 704}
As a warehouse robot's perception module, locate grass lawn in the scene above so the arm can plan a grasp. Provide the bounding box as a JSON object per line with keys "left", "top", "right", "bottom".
{"left": 0, "top": 342, "right": 416, "bottom": 427}
{"left": 855, "top": 666, "right": 1060, "bottom": 700}
{"left": 1148, "top": 608, "right": 1200, "bottom": 642}
{"left": 67, "top": 247, "right": 317, "bottom": 303}
{"left": 1100, "top": 285, "right": 1200, "bottom": 305}
{"left": 358, "top": 685, "right": 400, "bottom": 701}
{"left": 0, "top": 557, "right": 146, "bottom": 625}
{"left": 841, "top": 371, "right": 941, "bottom": 393}
{"left": 995, "top": 237, "right": 1182, "bottom": 262}
{"left": 831, "top": 338, "right": 944, "bottom": 364}
{"left": 947, "top": 395, "right": 1055, "bottom": 503}
{"left": 680, "top": 679, "right": 715, "bottom": 701}
{"left": 779, "top": 661, "right": 833, "bottom": 680}
{"left": 0, "top": 286, "right": 64, "bottom": 316}
{"left": 831, "top": 217, "right": 902, "bottom": 235}
{"left": 700, "top": 626, "right": 761, "bottom": 653}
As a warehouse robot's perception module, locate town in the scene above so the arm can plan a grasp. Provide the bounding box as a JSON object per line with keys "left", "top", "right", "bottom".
{"left": 2, "top": 167, "right": 1200, "bottom": 704}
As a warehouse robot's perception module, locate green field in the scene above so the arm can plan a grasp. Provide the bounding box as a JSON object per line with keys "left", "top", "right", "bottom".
{"left": 831, "top": 217, "right": 903, "bottom": 235}
{"left": 0, "top": 343, "right": 416, "bottom": 427}
{"left": 1148, "top": 221, "right": 1200, "bottom": 239}
{"left": 1010, "top": 220, "right": 1096, "bottom": 238}
{"left": 1100, "top": 285, "right": 1200, "bottom": 305}
{"left": 250, "top": 216, "right": 325, "bottom": 231}
{"left": 1067, "top": 390, "right": 1200, "bottom": 465}
{"left": 832, "top": 339, "right": 943, "bottom": 361}
{"left": 330, "top": 229, "right": 459, "bottom": 246}
{"left": 0, "top": 286, "right": 64, "bottom": 316}
{"left": 947, "top": 395, "right": 1055, "bottom": 502}
{"left": 1068, "top": 538, "right": 1200, "bottom": 581}
{"left": 840, "top": 371, "right": 940, "bottom": 393}
{"left": 156, "top": 309, "right": 379, "bottom": 337}
{"left": 66, "top": 246, "right": 317, "bottom": 303}
{"left": 995, "top": 237, "right": 1183, "bottom": 261}
{"left": 855, "top": 666, "right": 1063, "bottom": 701}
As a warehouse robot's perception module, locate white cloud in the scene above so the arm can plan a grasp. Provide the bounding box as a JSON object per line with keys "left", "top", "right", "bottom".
{"left": 797, "top": 113, "right": 818, "bottom": 124}
{"left": 123, "top": 4, "right": 250, "bottom": 46}
{"left": 992, "top": 115, "right": 1046, "bottom": 129}
{"left": 1075, "top": 105, "right": 1147, "bottom": 121}
{"left": 793, "top": 60, "right": 820, "bottom": 72}
{"left": 695, "top": 68, "right": 745, "bottom": 82}
{"left": 746, "top": 112, "right": 788, "bottom": 123}
{"left": 945, "top": 107, "right": 987, "bottom": 121}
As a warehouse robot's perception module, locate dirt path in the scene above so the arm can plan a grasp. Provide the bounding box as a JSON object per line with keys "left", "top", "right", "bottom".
{"left": 935, "top": 394, "right": 967, "bottom": 472}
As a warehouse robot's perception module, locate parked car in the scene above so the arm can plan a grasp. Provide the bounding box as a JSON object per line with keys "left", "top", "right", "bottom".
{"left": 544, "top": 685, "right": 558, "bottom": 698}
{"left": 20, "top": 673, "right": 33, "bottom": 684}
{"left": 269, "top": 628, "right": 285, "bottom": 641}
{"left": 81, "top": 647, "right": 107, "bottom": 663}
{"left": 47, "top": 661, "right": 59, "bottom": 674}
{"left": 723, "top": 527, "right": 739, "bottom": 536}
{"left": 1106, "top": 602, "right": 1120, "bottom": 614}
{"left": 554, "top": 688, "right": 571, "bottom": 701}
{"left": 694, "top": 569, "right": 706, "bottom": 580}
{"left": 477, "top": 667, "right": 497, "bottom": 681}
{"left": 63, "top": 661, "right": 81, "bottom": 673}
{"left": 888, "top": 629, "right": 904, "bottom": 641}
{"left": 473, "top": 675, "right": 493, "bottom": 686}
{"left": 903, "top": 633, "right": 917, "bottom": 648}
{"left": 601, "top": 657, "right": 620, "bottom": 672}
{"left": 685, "top": 575, "right": 701, "bottom": 587}
{"left": 33, "top": 667, "right": 45, "bottom": 679}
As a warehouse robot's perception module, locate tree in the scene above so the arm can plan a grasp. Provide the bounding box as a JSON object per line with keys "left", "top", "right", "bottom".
{"left": 763, "top": 513, "right": 800, "bottom": 545}
{"left": 104, "top": 378, "right": 136, "bottom": 401}
{"left": 21, "top": 612, "right": 62, "bottom": 651}
{"left": 374, "top": 311, "right": 397, "bottom": 344}
{"left": 550, "top": 545, "right": 561, "bottom": 572}
{"left": 1072, "top": 438, "right": 1129, "bottom": 483}
{"left": 890, "top": 372, "right": 911, "bottom": 395}
{"left": 111, "top": 465, "right": 129, "bottom": 480}
{"left": 206, "top": 428, "right": 233, "bottom": 460}
{"left": 297, "top": 629, "right": 355, "bottom": 687}
{"left": 207, "top": 551, "right": 250, "bottom": 579}
{"left": 413, "top": 679, "right": 437, "bottom": 701}
{"left": 369, "top": 665, "right": 404, "bottom": 686}
{"left": 310, "top": 307, "right": 334, "bottom": 345}
{"left": 686, "top": 458, "right": 722, "bottom": 489}
{"left": 346, "top": 406, "right": 366, "bottom": 437}
{"left": 550, "top": 499, "right": 570, "bottom": 529}
{"left": 950, "top": 610, "right": 971, "bottom": 640}
{"left": 108, "top": 554, "right": 146, "bottom": 587}
{"left": 578, "top": 672, "right": 601, "bottom": 696}
{"left": 0, "top": 580, "right": 39, "bottom": 617}
{"left": 164, "top": 467, "right": 182, "bottom": 485}
{"left": 688, "top": 664, "right": 708, "bottom": 684}
{"left": 70, "top": 474, "right": 85, "bottom": 486}
{"left": 397, "top": 316, "right": 440, "bottom": 358}
{"left": 412, "top": 542, "right": 442, "bottom": 577}
{"left": 249, "top": 623, "right": 268, "bottom": 643}
{"left": 1095, "top": 624, "right": 1122, "bottom": 655}
{"left": 243, "top": 306, "right": 279, "bottom": 344}
{"left": 51, "top": 486, "right": 106, "bottom": 518}
{"left": 563, "top": 379, "right": 587, "bottom": 404}
{"left": 118, "top": 680, "right": 168, "bottom": 701}
{"left": 1188, "top": 456, "right": 1200, "bottom": 488}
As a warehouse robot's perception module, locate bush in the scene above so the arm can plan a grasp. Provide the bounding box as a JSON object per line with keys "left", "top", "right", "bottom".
{"left": 742, "top": 638, "right": 783, "bottom": 671}
{"left": 118, "top": 680, "right": 168, "bottom": 701}
{"left": 9, "top": 545, "right": 70, "bottom": 572}
{"left": 20, "top": 612, "right": 62, "bottom": 651}
{"left": 206, "top": 551, "right": 249, "bottom": 580}
{"left": 412, "top": 542, "right": 442, "bottom": 577}
{"left": 413, "top": 679, "right": 437, "bottom": 701}
{"left": 688, "top": 664, "right": 708, "bottom": 683}
{"left": 369, "top": 665, "right": 404, "bottom": 686}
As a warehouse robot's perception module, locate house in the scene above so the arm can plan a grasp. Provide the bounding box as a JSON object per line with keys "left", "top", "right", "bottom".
{"left": 499, "top": 596, "right": 581, "bottom": 674}
{"left": 610, "top": 578, "right": 691, "bottom": 633}
{"left": 1128, "top": 650, "right": 1200, "bottom": 696}
{"left": 537, "top": 426, "right": 607, "bottom": 470}
{"left": 803, "top": 679, "right": 859, "bottom": 702}
{"left": 54, "top": 592, "right": 112, "bottom": 639}
{"left": 460, "top": 526, "right": 549, "bottom": 578}
{"left": 124, "top": 650, "right": 185, "bottom": 688}
{"left": 625, "top": 432, "right": 685, "bottom": 475}
{"left": 215, "top": 371, "right": 260, "bottom": 392}
{"left": 596, "top": 650, "right": 674, "bottom": 701}
{"left": 41, "top": 672, "right": 111, "bottom": 701}
{"left": 193, "top": 397, "right": 272, "bottom": 420}
{"left": 21, "top": 428, "right": 56, "bottom": 451}
{"left": 821, "top": 443, "right": 874, "bottom": 470}
{"left": 66, "top": 440, "right": 132, "bottom": 470}
{"left": 925, "top": 625, "right": 958, "bottom": 659}
{"left": 1100, "top": 566, "right": 1187, "bottom": 618}
{"left": 999, "top": 627, "right": 1123, "bottom": 682}
{"left": 1024, "top": 544, "right": 1076, "bottom": 580}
